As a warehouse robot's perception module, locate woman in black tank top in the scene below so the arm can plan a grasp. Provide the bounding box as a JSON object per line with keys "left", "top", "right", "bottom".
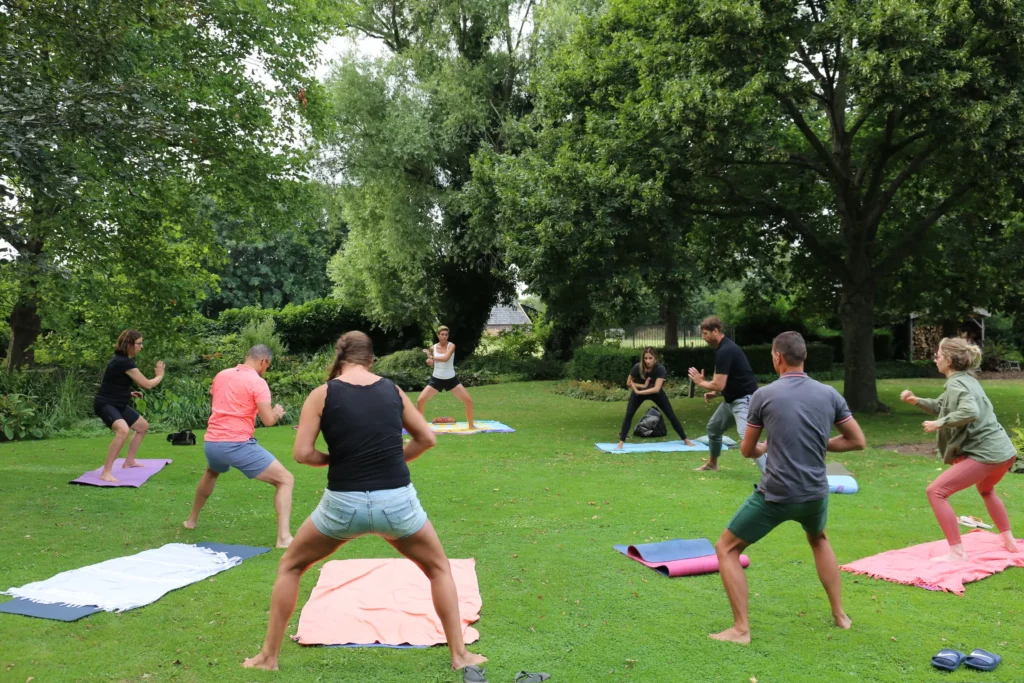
{"left": 244, "top": 332, "right": 486, "bottom": 674}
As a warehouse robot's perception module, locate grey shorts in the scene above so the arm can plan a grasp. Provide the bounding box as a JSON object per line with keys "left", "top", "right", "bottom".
{"left": 311, "top": 484, "right": 429, "bottom": 541}
{"left": 203, "top": 439, "right": 276, "bottom": 479}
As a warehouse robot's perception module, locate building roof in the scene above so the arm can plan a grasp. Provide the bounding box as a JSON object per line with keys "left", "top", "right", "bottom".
{"left": 486, "top": 303, "right": 532, "bottom": 326}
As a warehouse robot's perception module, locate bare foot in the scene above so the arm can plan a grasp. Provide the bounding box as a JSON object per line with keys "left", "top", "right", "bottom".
{"left": 709, "top": 627, "right": 750, "bottom": 645}
{"left": 183, "top": 520, "right": 197, "bottom": 530}
{"left": 834, "top": 612, "right": 852, "bottom": 629}
{"left": 122, "top": 460, "right": 145, "bottom": 469}
{"left": 931, "top": 551, "right": 969, "bottom": 563}
{"left": 451, "top": 651, "right": 488, "bottom": 670}
{"left": 695, "top": 460, "right": 719, "bottom": 472}
{"left": 99, "top": 472, "right": 120, "bottom": 483}
{"left": 615, "top": 441, "right": 625, "bottom": 450}
{"left": 685, "top": 439, "right": 695, "bottom": 446}
{"left": 1002, "top": 536, "right": 1019, "bottom": 553}
{"left": 242, "top": 653, "right": 278, "bottom": 671}
{"left": 467, "top": 424, "right": 477, "bottom": 430}
{"left": 276, "top": 535, "right": 293, "bottom": 549}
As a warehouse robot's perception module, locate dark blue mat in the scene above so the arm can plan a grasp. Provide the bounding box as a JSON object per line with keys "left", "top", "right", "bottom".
{"left": 0, "top": 542, "right": 271, "bottom": 622}
{"left": 624, "top": 538, "right": 715, "bottom": 563}
{"left": 0, "top": 599, "right": 101, "bottom": 622}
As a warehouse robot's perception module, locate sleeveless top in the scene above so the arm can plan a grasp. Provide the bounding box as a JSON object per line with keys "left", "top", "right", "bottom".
{"left": 432, "top": 343, "right": 456, "bottom": 380}
{"left": 320, "top": 378, "right": 411, "bottom": 492}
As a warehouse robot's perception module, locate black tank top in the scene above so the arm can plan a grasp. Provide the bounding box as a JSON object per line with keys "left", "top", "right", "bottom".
{"left": 321, "top": 378, "right": 411, "bottom": 492}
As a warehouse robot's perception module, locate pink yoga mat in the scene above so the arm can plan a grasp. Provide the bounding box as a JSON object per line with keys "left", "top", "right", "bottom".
{"left": 295, "top": 558, "right": 481, "bottom": 647}
{"left": 70, "top": 459, "right": 173, "bottom": 488}
{"left": 840, "top": 530, "right": 1024, "bottom": 595}
{"left": 614, "top": 545, "right": 750, "bottom": 577}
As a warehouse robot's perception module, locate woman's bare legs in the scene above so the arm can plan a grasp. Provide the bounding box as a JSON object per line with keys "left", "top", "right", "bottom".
{"left": 450, "top": 385, "right": 475, "bottom": 430}
{"left": 389, "top": 520, "right": 486, "bottom": 670}
{"left": 100, "top": 420, "right": 131, "bottom": 482}
{"left": 242, "top": 519, "right": 345, "bottom": 670}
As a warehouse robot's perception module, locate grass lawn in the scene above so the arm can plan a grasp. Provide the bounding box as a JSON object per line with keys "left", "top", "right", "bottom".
{"left": 1, "top": 379, "right": 1023, "bottom": 683}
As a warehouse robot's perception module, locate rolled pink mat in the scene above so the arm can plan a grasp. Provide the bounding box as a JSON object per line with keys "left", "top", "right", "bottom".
{"left": 614, "top": 545, "right": 750, "bottom": 576}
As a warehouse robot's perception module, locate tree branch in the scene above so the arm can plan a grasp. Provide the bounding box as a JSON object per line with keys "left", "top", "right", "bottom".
{"left": 513, "top": 0, "right": 535, "bottom": 54}
{"left": 863, "top": 143, "right": 939, "bottom": 234}
{"left": 874, "top": 183, "right": 977, "bottom": 277}
{"left": 777, "top": 94, "right": 842, "bottom": 181}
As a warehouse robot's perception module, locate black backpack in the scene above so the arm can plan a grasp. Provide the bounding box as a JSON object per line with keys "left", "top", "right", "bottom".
{"left": 166, "top": 429, "right": 197, "bottom": 446}
{"left": 633, "top": 407, "right": 667, "bottom": 438}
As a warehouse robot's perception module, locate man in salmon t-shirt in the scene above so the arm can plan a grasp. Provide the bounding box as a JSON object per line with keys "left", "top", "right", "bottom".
{"left": 183, "top": 344, "right": 295, "bottom": 548}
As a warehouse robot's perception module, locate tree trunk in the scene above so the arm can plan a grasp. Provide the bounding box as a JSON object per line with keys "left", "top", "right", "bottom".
{"left": 664, "top": 302, "right": 679, "bottom": 349}
{"left": 839, "top": 282, "right": 881, "bottom": 412}
{"left": 6, "top": 297, "right": 41, "bottom": 372}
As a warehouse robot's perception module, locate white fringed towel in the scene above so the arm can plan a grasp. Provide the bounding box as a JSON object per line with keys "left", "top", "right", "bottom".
{"left": 2, "top": 543, "right": 242, "bottom": 611}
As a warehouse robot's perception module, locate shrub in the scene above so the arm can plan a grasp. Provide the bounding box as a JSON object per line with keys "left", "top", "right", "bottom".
{"left": 374, "top": 349, "right": 432, "bottom": 391}
{"left": 816, "top": 330, "right": 895, "bottom": 363}
{"left": 238, "top": 318, "right": 288, "bottom": 360}
{"left": 0, "top": 393, "right": 48, "bottom": 441}
{"left": 215, "top": 306, "right": 274, "bottom": 335}
{"left": 274, "top": 298, "right": 422, "bottom": 356}
{"left": 460, "top": 352, "right": 565, "bottom": 382}
{"left": 134, "top": 376, "right": 212, "bottom": 432}
{"left": 981, "top": 339, "right": 1024, "bottom": 372}
{"left": 734, "top": 310, "right": 810, "bottom": 345}
{"left": 492, "top": 328, "right": 542, "bottom": 359}
{"left": 566, "top": 346, "right": 638, "bottom": 383}
{"left": 553, "top": 379, "right": 689, "bottom": 402}
{"left": 738, "top": 343, "right": 834, "bottom": 374}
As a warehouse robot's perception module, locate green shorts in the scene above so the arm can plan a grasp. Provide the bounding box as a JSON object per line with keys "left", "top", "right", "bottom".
{"left": 727, "top": 489, "right": 829, "bottom": 544}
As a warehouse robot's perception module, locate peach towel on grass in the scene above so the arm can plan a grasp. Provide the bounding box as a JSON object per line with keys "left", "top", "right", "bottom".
{"left": 840, "top": 530, "right": 1024, "bottom": 595}
{"left": 295, "top": 558, "right": 481, "bottom": 647}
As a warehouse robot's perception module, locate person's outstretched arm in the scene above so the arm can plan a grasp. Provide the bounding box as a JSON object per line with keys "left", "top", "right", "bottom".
{"left": 294, "top": 385, "right": 329, "bottom": 467}
{"left": 828, "top": 417, "right": 866, "bottom": 452}
{"left": 127, "top": 361, "right": 165, "bottom": 390}
{"left": 400, "top": 387, "right": 436, "bottom": 462}
{"left": 900, "top": 389, "right": 942, "bottom": 415}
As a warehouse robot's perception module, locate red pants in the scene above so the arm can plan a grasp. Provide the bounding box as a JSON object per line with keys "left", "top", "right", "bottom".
{"left": 926, "top": 455, "right": 1015, "bottom": 545}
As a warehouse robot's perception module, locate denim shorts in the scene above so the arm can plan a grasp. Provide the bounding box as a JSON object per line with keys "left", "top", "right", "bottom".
{"left": 310, "top": 484, "right": 429, "bottom": 541}
{"left": 204, "top": 439, "right": 276, "bottom": 479}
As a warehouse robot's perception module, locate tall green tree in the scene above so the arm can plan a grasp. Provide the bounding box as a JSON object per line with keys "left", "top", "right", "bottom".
{"left": 322, "top": 0, "right": 545, "bottom": 356}
{"left": 496, "top": 0, "right": 1024, "bottom": 410}
{"left": 0, "top": 0, "right": 338, "bottom": 368}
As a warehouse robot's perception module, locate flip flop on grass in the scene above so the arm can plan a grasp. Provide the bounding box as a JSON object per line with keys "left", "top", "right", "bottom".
{"left": 515, "top": 672, "right": 551, "bottom": 682}
{"left": 958, "top": 515, "right": 993, "bottom": 529}
{"left": 931, "top": 649, "right": 966, "bottom": 671}
{"left": 964, "top": 648, "right": 1001, "bottom": 672}
{"left": 463, "top": 665, "right": 488, "bottom": 682}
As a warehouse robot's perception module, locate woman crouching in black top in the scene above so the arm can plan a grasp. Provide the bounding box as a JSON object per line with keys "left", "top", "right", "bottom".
{"left": 243, "top": 331, "right": 487, "bottom": 673}
{"left": 94, "top": 329, "right": 165, "bottom": 482}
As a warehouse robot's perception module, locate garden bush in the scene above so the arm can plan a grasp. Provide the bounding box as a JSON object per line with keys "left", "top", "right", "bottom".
{"left": 816, "top": 330, "right": 895, "bottom": 363}
{"left": 0, "top": 393, "right": 48, "bottom": 441}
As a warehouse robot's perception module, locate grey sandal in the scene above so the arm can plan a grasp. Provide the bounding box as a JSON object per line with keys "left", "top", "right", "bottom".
{"left": 464, "top": 665, "right": 488, "bottom": 682}
{"left": 515, "top": 673, "right": 551, "bottom": 682}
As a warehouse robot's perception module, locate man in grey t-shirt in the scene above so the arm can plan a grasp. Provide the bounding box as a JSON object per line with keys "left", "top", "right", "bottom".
{"left": 709, "top": 332, "right": 866, "bottom": 645}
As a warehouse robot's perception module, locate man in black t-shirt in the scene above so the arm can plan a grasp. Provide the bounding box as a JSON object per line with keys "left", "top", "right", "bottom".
{"left": 687, "top": 316, "right": 764, "bottom": 473}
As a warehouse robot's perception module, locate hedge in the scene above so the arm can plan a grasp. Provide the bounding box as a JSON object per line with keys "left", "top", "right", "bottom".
{"left": 215, "top": 299, "right": 422, "bottom": 356}
{"left": 817, "top": 331, "right": 894, "bottom": 363}
{"left": 567, "top": 343, "right": 835, "bottom": 383}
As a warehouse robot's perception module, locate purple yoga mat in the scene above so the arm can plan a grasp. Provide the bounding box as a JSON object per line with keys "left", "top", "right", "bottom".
{"left": 70, "top": 459, "right": 173, "bottom": 488}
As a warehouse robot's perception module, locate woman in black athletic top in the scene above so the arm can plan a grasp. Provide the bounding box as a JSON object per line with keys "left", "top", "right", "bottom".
{"left": 243, "top": 331, "right": 486, "bottom": 674}
{"left": 616, "top": 346, "right": 694, "bottom": 449}
{"left": 93, "top": 329, "right": 165, "bottom": 482}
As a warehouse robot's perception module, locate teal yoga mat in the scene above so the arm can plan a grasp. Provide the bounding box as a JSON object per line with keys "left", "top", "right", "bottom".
{"left": 595, "top": 441, "right": 727, "bottom": 453}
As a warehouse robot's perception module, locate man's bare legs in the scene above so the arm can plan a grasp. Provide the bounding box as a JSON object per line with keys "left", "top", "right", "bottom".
{"left": 122, "top": 417, "right": 150, "bottom": 468}
{"left": 255, "top": 461, "right": 295, "bottom": 548}
{"left": 183, "top": 469, "right": 220, "bottom": 530}
{"left": 807, "top": 531, "right": 851, "bottom": 629}
{"left": 389, "top": 520, "right": 486, "bottom": 670}
{"left": 710, "top": 530, "right": 751, "bottom": 644}
{"left": 100, "top": 421, "right": 132, "bottom": 482}
{"left": 450, "top": 385, "right": 475, "bottom": 430}
{"left": 243, "top": 519, "right": 345, "bottom": 671}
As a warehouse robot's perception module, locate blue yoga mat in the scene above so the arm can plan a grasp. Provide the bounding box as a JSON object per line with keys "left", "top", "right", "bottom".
{"left": 0, "top": 542, "right": 271, "bottom": 622}
{"left": 0, "top": 599, "right": 101, "bottom": 622}
{"left": 828, "top": 475, "right": 859, "bottom": 494}
{"left": 619, "top": 538, "right": 715, "bottom": 563}
{"left": 595, "top": 441, "right": 725, "bottom": 453}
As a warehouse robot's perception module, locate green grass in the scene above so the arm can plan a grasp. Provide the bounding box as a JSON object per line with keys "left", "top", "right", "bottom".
{"left": 1, "top": 379, "right": 1023, "bottom": 682}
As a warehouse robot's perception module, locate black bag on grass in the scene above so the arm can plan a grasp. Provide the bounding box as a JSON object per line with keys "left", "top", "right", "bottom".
{"left": 166, "top": 429, "right": 197, "bottom": 446}
{"left": 634, "top": 407, "right": 667, "bottom": 438}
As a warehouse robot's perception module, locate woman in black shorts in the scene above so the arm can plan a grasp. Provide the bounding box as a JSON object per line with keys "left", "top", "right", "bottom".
{"left": 616, "top": 346, "right": 694, "bottom": 449}
{"left": 93, "top": 329, "right": 165, "bottom": 482}
{"left": 416, "top": 325, "right": 475, "bottom": 429}
{"left": 243, "top": 331, "right": 487, "bottom": 673}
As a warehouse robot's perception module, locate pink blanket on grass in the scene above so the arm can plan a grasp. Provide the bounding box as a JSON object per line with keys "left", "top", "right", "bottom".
{"left": 70, "top": 459, "right": 173, "bottom": 487}
{"left": 295, "top": 558, "right": 481, "bottom": 647}
{"left": 840, "top": 530, "right": 1024, "bottom": 595}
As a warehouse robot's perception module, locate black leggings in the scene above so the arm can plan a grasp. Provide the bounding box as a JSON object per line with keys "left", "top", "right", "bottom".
{"left": 619, "top": 391, "right": 687, "bottom": 441}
